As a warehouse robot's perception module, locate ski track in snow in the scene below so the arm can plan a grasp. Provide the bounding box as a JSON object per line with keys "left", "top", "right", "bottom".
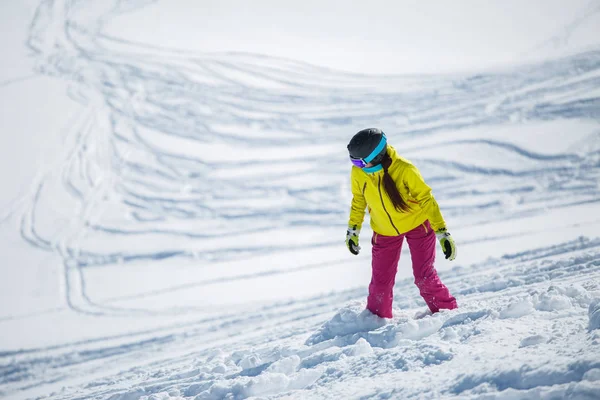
{"left": 1, "top": 0, "right": 600, "bottom": 399}
{"left": 17, "top": 0, "right": 600, "bottom": 316}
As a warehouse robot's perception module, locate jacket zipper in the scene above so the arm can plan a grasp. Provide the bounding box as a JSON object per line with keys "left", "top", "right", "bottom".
{"left": 377, "top": 175, "right": 400, "bottom": 235}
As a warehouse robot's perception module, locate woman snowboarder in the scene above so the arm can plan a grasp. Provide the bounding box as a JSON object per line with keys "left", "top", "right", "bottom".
{"left": 346, "top": 128, "right": 458, "bottom": 318}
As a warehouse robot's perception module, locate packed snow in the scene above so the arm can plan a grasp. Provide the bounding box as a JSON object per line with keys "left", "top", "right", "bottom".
{"left": 1, "top": 1, "right": 600, "bottom": 399}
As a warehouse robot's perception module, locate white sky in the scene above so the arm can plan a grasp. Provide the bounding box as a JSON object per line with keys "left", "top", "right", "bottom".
{"left": 104, "top": 0, "right": 596, "bottom": 74}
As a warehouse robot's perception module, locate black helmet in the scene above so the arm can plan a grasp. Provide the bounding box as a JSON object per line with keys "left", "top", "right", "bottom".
{"left": 347, "top": 128, "right": 387, "bottom": 165}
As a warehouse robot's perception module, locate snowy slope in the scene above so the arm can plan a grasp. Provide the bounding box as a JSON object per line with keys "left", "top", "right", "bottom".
{"left": 1, "top": 1, "right": 600, "bottom": 399}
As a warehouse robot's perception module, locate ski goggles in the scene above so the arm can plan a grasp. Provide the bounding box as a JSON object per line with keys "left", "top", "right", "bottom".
{"left": 349, "top": 133, "right": 387, "bottom": 168}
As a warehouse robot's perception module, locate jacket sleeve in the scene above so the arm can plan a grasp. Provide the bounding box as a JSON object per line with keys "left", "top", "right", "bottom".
{"left": 348, "top": 169, "right": 367, "bottom": 229}
{"left": 403, "top": 164, "right": 446, "bottom": 231}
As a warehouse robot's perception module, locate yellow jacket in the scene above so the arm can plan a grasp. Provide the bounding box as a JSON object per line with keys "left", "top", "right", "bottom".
{"left": 348, "top": 145, "right": 446, "bottom": 236}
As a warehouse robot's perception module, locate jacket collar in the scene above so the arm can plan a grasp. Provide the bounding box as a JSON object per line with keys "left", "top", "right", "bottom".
{"left": 360, "top": 145, "right": 398, "bottom": 175}
{"left": 362, "top": 164, "right": 383, "bottom": 174}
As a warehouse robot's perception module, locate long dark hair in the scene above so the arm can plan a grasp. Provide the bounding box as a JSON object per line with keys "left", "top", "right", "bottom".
{"left": 381, "top": 152, "right": 411, "bottom": 212}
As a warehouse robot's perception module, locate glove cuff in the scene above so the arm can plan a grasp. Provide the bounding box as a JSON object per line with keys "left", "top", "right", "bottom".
{"left": 347, "top": 224, "right": 360, "bottom": 235}
{"left": 435, "top": 228, "right": 450, "bottom": 240}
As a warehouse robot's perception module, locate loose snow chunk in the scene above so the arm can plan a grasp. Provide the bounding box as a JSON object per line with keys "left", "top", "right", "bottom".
{"left": 108, "top": 388, "right": 145, "bottom": 400}
{"left": 534, "top": 287, "right": 573, "bottom": 312}
{"left": 305, "top": 302, "right": 386, "bottom": 345}
{"left": 519, "top": 334, "right": 548, "bottom": 348}
{"left": 441, "top": 310, "right": 490, "bottom": 328}
{"left": 286, "top": 368, "right": 324, "bottom": 391}
{"left": 266, "top": 355, "right": 301, "bottom": 375}
{"left": 583, "top": 368, "right": 600, "bottom": 382}
{"left": 196, "top": 368, "right": 323, "bottom": 399}
{"left": 421, "top": 347, "right": 454, "bottom": 366}
{"left": 244, "top": 373, "right": 291, "bottom": 397}
{"left": 143, "top": 392, "right": 178, "bottom": 400}
{"left": 499, "top": 298, "right": 535, "bottom": 319}
{"left": 565, "top": 284, "right": 593, "bottom": 307}
{"left": 342, "top": 338, "right": 373, "bottom": 357}
{"left": 239, "top": 353, "right": 262, "bottom": 370}
{"left": 589, "top": 298, "right": 600, "bottom": 331}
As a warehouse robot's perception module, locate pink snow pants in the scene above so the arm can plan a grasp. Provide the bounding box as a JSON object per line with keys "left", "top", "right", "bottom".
{"left": 367, "top": 220, "right": 458, "bottom": 318}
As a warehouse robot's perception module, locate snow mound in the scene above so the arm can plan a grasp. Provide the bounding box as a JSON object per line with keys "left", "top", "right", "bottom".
{"left": 306, "top": 302, "right": 493, "bottom": 350}
{"left": 305, "top": 302, "right": 387, "bottom": 345}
